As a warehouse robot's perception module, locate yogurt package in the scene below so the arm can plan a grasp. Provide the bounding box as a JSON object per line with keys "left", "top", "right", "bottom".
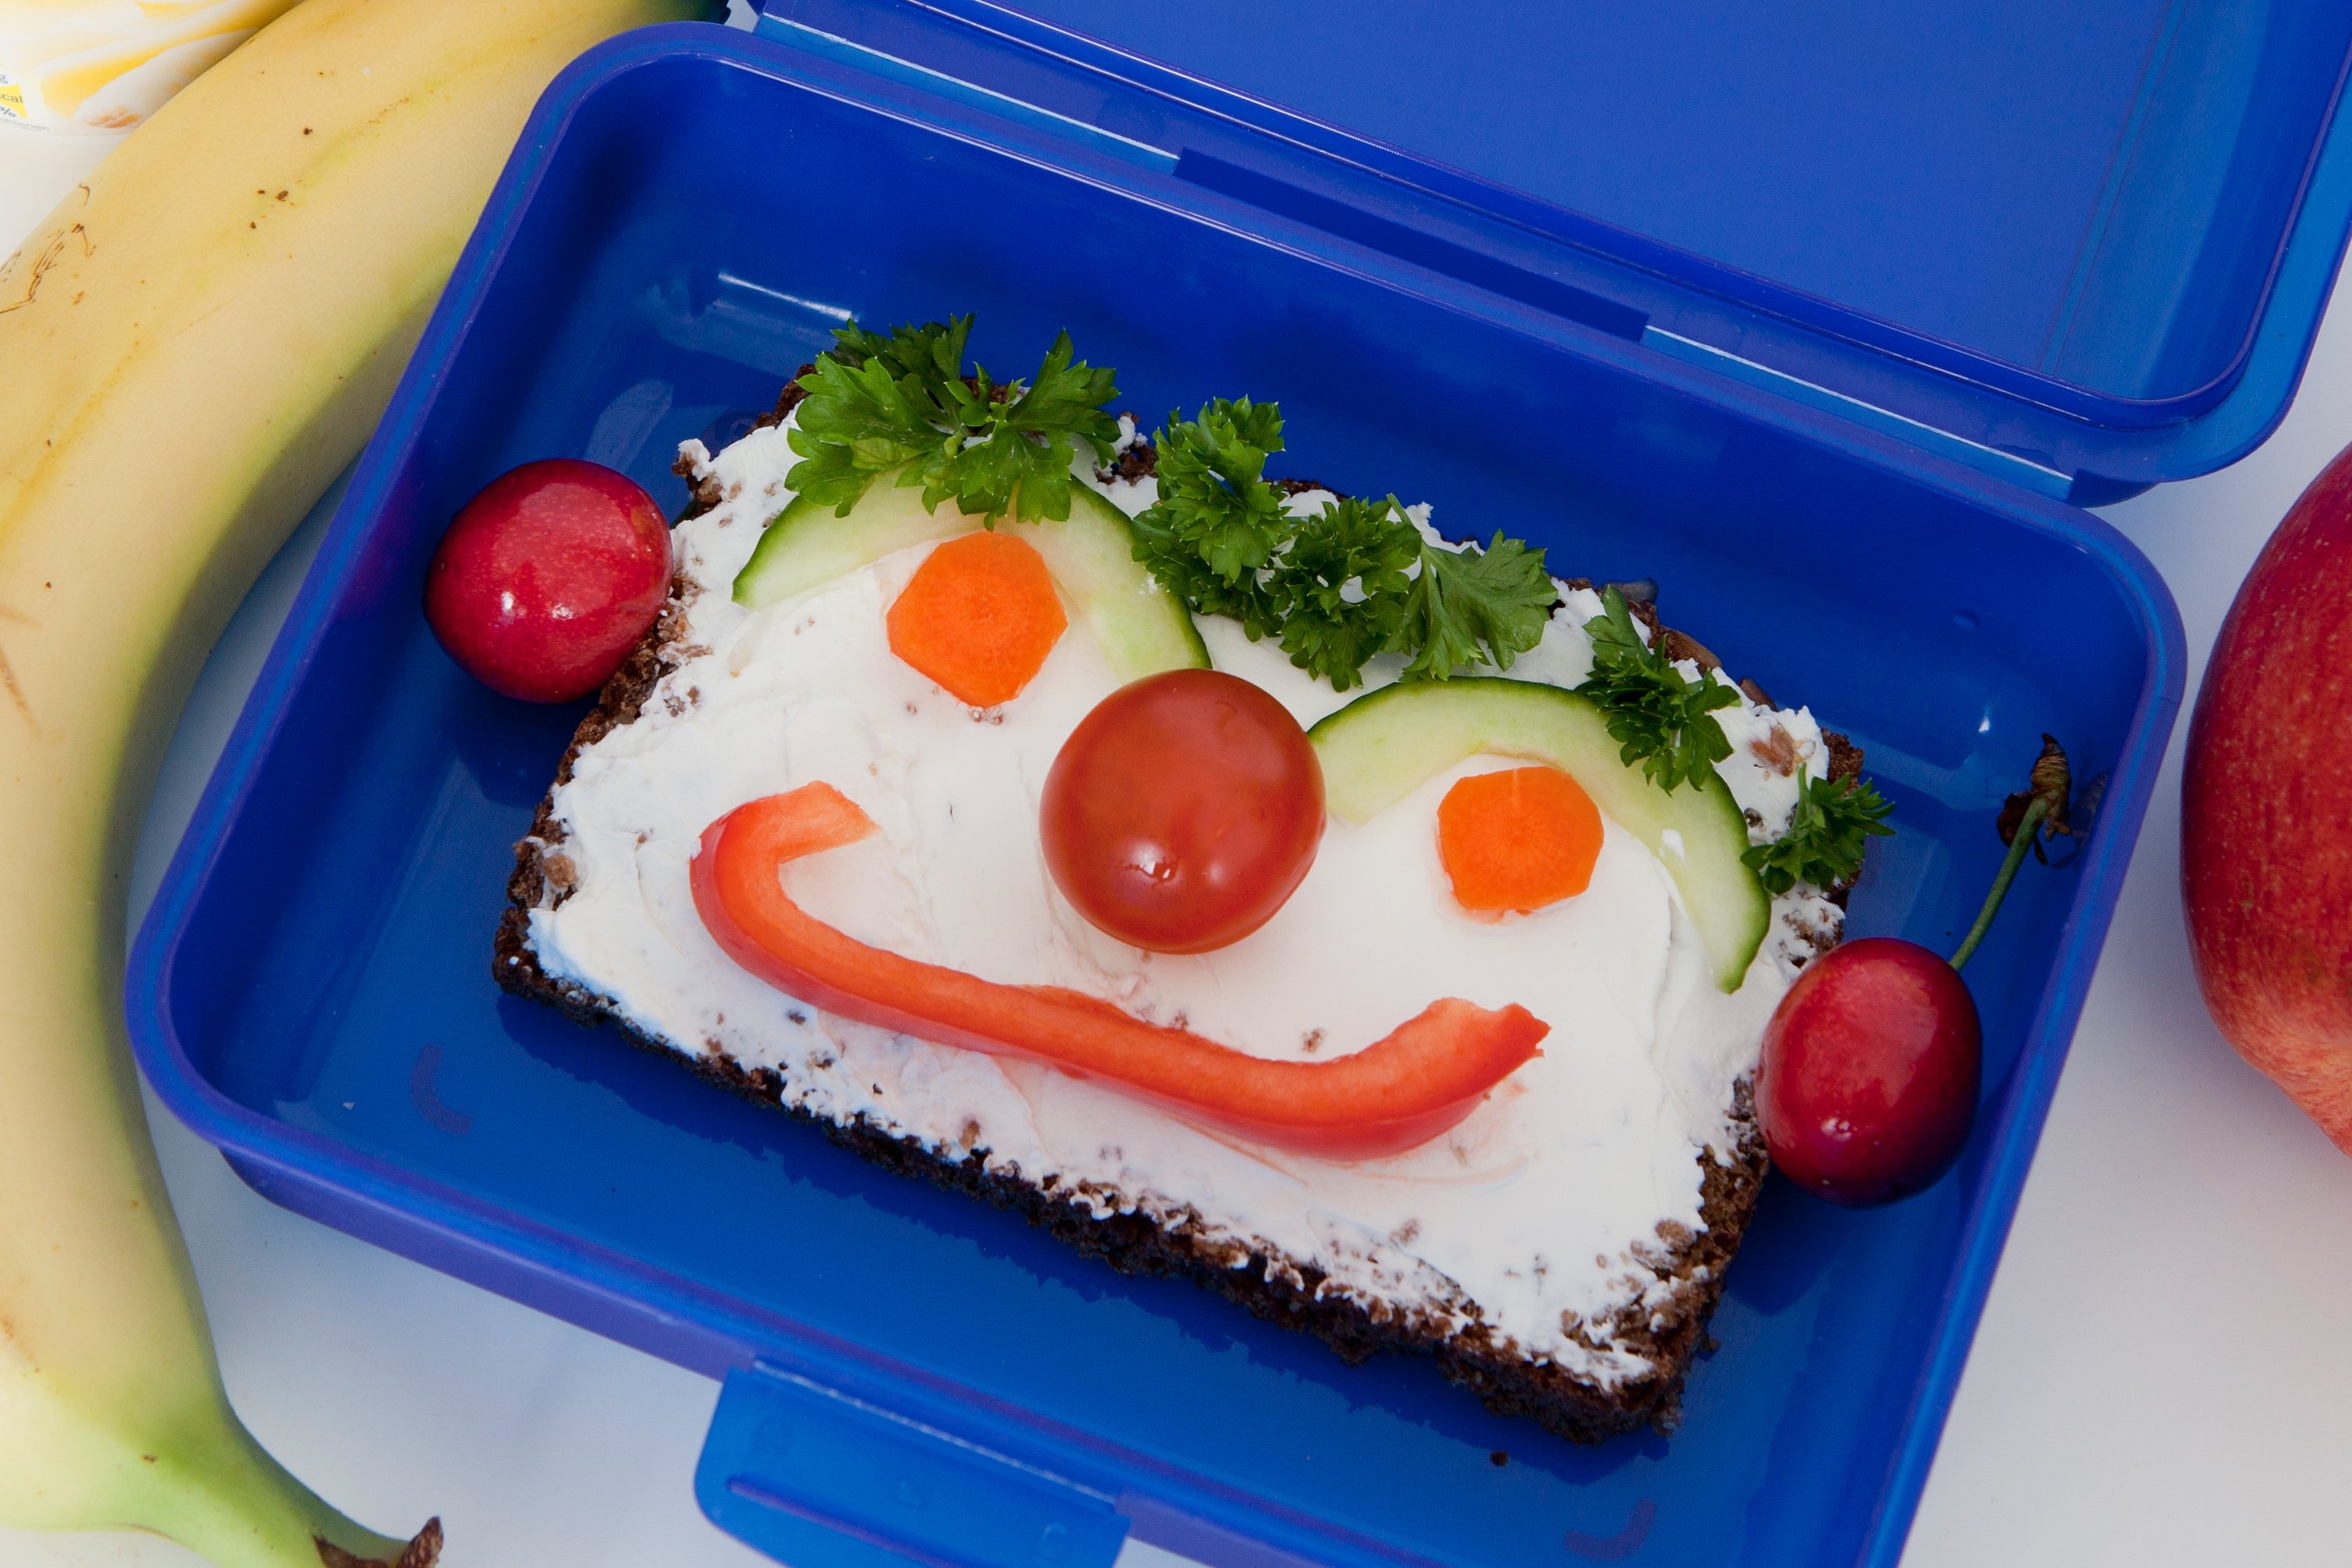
{"left": 0, "top": 0, "right": 295, "bottom": 133}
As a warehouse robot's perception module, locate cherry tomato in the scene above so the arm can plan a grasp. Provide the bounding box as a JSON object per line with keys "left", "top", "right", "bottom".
{"left": 1041, "top": 669, "right": 1324, "bottom": 953}
{"left": 424, "top": 458, "right": 670, "bottom": 702}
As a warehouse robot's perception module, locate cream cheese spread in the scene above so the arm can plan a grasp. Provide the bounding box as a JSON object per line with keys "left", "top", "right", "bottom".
{"left": 524, "top": 415, "right": 1845, "bottom": 1388}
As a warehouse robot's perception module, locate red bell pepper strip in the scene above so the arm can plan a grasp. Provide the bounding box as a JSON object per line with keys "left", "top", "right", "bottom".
{"left": 690, "top": 783, "right": 1549, "bottom": 1162}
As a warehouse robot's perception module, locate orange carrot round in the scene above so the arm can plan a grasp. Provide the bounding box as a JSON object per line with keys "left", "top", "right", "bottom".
{"left": 1437, "top": 765, "right": 1604, "bottom": 913}
{"left": 886, "top": 530, "right": 1067, "bottom": 705}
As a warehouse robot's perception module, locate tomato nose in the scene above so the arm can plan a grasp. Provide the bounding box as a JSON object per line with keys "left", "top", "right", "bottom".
{"left": 1040, "top": 669, "right": 1324, "bottom": 954}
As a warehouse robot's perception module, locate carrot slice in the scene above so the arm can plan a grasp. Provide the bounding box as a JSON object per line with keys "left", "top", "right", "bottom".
{"left": 692, "top": 784, "right": 1548, "bottom": 1162}
{"left": 886, "top": 530, "right": 1067, "bottom": 705}
{"left": 1438, "top": 765, "right": 1604, "bottom": 913}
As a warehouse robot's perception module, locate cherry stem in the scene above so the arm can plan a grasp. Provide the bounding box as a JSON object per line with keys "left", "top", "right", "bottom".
{"left": 1948, "top": 795, "right": 2048, "bottom": 973}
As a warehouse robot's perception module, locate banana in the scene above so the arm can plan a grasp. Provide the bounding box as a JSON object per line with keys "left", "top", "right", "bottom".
{"left": 0, "top": 1, "right": 717, "bottom": 1563}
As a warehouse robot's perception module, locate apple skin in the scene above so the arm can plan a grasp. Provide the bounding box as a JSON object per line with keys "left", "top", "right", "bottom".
{"left": 424, "top": 459, "right": 670, "bottom": 702}
{"left": 1756, "top": 938, "right": 1981, "bottom": 1206}
{"left": 2182, "top": 440, "right": 2352, "bottom": 1155}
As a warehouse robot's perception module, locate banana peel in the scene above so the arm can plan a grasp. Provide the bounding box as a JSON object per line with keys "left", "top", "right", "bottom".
{"left": 0, "top": 0, "right": 717, "bottom": 1563}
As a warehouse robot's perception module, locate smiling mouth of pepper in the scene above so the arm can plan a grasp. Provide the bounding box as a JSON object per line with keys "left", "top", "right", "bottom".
{"left": 691, "top": 781, "right": 1547, "bottom": 1162}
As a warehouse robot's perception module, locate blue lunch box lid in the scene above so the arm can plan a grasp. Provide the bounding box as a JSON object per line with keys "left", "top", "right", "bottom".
{"left": 752, "top": 0, "right": 2352, "bottom": 505}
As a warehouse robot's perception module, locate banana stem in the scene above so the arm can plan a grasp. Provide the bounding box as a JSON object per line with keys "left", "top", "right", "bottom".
{"left": 1949, "top": 796, "right": 2049, "bottom": 973}
{"left": 134, "top": 1413, "right": 435, "bottom": 1568}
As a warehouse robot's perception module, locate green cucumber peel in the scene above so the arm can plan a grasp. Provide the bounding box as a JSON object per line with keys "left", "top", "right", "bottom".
{"left": 1307, "top": 677, "right": 1771, "bottom": 991}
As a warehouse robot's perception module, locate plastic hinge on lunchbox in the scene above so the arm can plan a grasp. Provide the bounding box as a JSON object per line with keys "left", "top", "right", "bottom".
{"left": 747, "top": 1, "right": 2065, "bottom": 501}
{"left": 753, "top": 0, "right": 2352, "bottom": 505}
{"left": 745, "top": 5, "right": 2066, "bottom": 507}
{"left": 751, "top": 5, "right": 1656, "bottom": 351}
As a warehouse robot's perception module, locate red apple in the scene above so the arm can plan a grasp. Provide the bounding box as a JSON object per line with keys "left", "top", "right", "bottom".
{"left": 2183, "top": 440, "right": 2352, "bottom": 1155}
{"left": 424, "top": 459, "right": 670, "bottom": 702}
{"left": 1757, "top": 938, "right": 1981, "bottom": 1205}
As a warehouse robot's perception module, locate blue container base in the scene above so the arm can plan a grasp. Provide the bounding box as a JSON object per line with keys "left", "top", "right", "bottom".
{"left": 129, "top": 22, "right": 2187, "bottom": 1568}
{"left": 223, "top": 1149, "right": 754, "bottom": 1383}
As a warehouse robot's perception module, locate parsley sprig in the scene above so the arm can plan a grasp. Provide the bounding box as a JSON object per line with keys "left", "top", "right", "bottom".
{"left": 1126, "top": 397, "right": 1294, "bottom": 638}
{"left": 786, "top": 316, "right": 1120, "bottom": 524}
{"left": 1743, "top": 773, "right": 1896, "bottom": 894}
{"left": 1573, "top": 586, "right": 1741, "bottom": 791}
{"left": 1130, "top": 400, "right": 1556, "bottom": 689}
{"left": 1270, "top": 494, "right": 1418, "bottom": 684}
{"left": 1402, "top": 531, "right": 1557, "bottom": 680}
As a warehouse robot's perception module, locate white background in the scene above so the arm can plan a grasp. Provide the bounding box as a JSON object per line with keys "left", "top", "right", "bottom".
{"left": 6, "top": 94, "right": 2351, "bottom": 1568}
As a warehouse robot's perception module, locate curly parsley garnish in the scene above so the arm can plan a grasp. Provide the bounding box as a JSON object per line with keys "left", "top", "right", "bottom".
{"left": 1573, "top": 586, "right": 1741, "bottom": 791}
{"left": 1126, "top": 396, "right": 1294, "bottom": 638}
{"left": 1269, "top": 493, "right": 1421, "bottom": 685}
{"left": 1130, "top": 399, "right": 1554, "bottom": 689}
{"left": 786, "top": 316, "right": 1119, "bottom": 524}
{"left": 1743, "top": 773, "right": 1896, "bottom": 894}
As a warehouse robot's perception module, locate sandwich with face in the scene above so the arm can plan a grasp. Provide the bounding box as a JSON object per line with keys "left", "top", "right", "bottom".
{"left": 496, "top": 367, "right": 1856, "bottom": 1441}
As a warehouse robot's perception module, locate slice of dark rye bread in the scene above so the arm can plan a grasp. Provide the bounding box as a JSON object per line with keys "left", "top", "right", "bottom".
{"left": 492, "top": 415, "right": 1859, "bottom": 1444}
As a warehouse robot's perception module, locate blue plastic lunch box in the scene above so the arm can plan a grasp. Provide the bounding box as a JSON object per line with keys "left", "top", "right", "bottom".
{"left": 127, "top": 3, "right": 2352, "bottom": 1564}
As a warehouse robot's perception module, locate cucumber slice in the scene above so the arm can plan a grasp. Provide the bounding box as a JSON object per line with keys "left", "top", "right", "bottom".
{"left": 732, "top": 478, "right": 966, "bottom": 610}
{"left": 731, "top": 477, "right": 1206, "bottom": 682}
{"left": 1308, "top": 677, "right": 1771, "bottom": 991}
{"left": 1033, "top": 484, "right": 1214, "bottom": 680}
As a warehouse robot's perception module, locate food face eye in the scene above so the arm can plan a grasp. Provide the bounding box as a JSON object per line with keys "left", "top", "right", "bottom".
{"left": 885, "top": 530, "right": 1066, "bottom": 707}
{"left": 1437, "top": 765, "right": 1603, "bottom": 916}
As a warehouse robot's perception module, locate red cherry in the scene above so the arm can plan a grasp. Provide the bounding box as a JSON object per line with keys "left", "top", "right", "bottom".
{"left": 1041, "top": 669, "right": 1324, "bottom": 954}
{"left": 1756, "top": 937, "right": 1980, "bottom": 1206}
{"left": 424, "top": 459, "right": 670, "bottom": 702}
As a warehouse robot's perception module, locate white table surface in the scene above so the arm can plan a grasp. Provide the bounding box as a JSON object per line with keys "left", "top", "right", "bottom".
{"left": 7, "top": 105, "right": 2352, "bottom": 1568}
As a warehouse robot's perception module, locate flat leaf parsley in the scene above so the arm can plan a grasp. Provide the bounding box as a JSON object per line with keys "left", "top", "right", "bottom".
{"left": 1400, "top": 531, "right": 1557, "bottom": 680}
{"left": 1743, "top": 773, "right": 1896, "bottom": 894}
{"left": 786, "top": 316, "right": 1120, "bottom": 524}
{"left": 1573, "top": 586, "right": 1741, "bottom": 791}
{"left": 1130, "top": 399, "right": 1555, "bottom": 689}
